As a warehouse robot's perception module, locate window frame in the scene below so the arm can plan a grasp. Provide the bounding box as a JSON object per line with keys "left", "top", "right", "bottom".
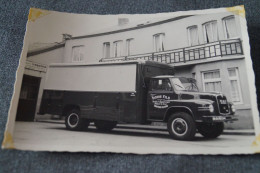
{"left": 187, "top": 25, "right": 199, "bottom": 46}
{"left": 149, "top": 78, "right": 173, "bottom": 91}
{"left": 103, "top": 42, "right": 110, "bottom": 59}
{"left": 71, "top": 45, "right": 84, "bottom": 62}
{"left": 222, "top": 15, "right": 238, "bottom": 39}
{"left": 113, "top": 40, "right": 123, "bottom": 57}
{"left": 201, "top": 70, "right": 222, "bottom": 92}
{"left": 126, "top": 38, "right": 134, "bottom": 56}
{"left": 202, "top": 20, "right": 219, "bottom": 43}
{"left": 228, "top": 67, "right": 243, "bottom": 104}
{"left": 153, "top": 33, "right": 165, "bottom": 52}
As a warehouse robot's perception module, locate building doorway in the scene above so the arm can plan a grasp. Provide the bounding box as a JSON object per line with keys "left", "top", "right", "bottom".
{"left": 16, "top": 75, "right": 41, "bottom": 121}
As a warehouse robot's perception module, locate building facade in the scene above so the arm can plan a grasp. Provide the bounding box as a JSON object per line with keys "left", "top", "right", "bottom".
{"left": 24, "top": 11, "right": 253, "bottom": 129}
{"left": 17, "top": 44, "right": 64, "bottom": 121}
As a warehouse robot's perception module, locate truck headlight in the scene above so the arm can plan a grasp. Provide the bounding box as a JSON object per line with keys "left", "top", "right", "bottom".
{"left": 209, "top": 104, "right": 214, "bottom": 113}
{"left": 231, "top": 104, "right": 236, "bottom": 113}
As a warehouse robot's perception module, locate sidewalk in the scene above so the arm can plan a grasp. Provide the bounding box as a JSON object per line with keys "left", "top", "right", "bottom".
{"left": 36, "top": 119, "right": 255, "bottom": 136}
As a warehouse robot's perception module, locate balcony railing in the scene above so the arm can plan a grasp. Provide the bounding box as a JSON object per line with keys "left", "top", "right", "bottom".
{"left": 100, "top": 39, "right": 243, "bottom": 64}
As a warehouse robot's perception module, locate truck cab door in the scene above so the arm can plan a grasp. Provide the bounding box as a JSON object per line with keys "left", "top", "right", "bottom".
{"left": 147, "top": 78, "right": 176, "bottom": 120}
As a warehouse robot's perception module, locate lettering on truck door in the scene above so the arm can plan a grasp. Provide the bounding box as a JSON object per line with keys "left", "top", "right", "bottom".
{"left": 147, "top": 78, "right": 174, "bottom": 120}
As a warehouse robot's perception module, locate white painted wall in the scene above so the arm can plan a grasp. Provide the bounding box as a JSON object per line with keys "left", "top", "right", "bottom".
{"left": 63, "top": 12, "right": 241, "bottom": 63}
{"left": 25, "top": 47, "right": 64, "bottom": 119}
{"left": 27, "top": 47, "right": 64, "bottom": 65}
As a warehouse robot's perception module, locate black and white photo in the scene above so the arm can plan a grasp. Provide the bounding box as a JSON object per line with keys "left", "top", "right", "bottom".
{"left": 2, "top": 6, "right": 260, "bottom": 154}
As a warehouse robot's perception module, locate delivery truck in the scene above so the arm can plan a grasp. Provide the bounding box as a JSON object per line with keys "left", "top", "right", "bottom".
{"left": 39, "top": 60, "right": 237, "bottom": 140}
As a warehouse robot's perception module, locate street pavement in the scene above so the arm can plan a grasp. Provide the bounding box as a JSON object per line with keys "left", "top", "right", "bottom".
{"left": 12, "top": 121, "right": 256, "bottom": 154}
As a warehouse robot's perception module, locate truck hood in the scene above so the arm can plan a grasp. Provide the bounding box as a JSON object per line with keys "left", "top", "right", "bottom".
{"left": 178, "top": 91, "right": 223, "bottom": 101}
{"left": 178, "top": 91, "right": 230, "bottom": 114}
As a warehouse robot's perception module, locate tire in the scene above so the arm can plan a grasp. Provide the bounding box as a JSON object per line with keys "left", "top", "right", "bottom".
{"left": 167, "top": 112, "right": 196, "bottom": 141}
{"left": 197, "top": 122, "right": 224, "bottom": 139}
{"left": 65, "top": 109, "right": 90, "bottom": 131}
{"left": 94, "top": 120, "right": 117, "bottom": 132}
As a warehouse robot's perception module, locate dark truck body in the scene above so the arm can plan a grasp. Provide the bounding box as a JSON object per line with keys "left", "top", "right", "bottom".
{"left": 39, "top": 60, "right": 237, "bottom": 140}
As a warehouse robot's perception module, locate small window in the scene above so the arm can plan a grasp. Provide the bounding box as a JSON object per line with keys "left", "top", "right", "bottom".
{"left": 203, "top": 21, "right": 219, "bottom": 43}
{"left": 187, "top": 26, "right": 199, "bottom": 46}
{"left": 103, "top": 42, "right": 110, "bottom": 58}
{"left": 113, "top": 40, "right": 123, "bottom": 57}
{"left": 202, "top": 70, "right": 222, "bottom": 92}
{"left": 228, "top": 68, "right": 242, "bottom": 104}
{"left": 150, "top": 79, "right": 172, "bottom": 91}
{"left": 192, "top": 72, "right": 196, "bottom": 79}
{"left": 126, "top": 38, "right": 134, "bottom": 56}
{"left": 223, "top": 16, "right": 237, "bottom": 39}
{"left": 72, "top": 46, "right": 84, "bottom": 62}
{"left": 153, "top": 33, "right": 165, "bottom": 52}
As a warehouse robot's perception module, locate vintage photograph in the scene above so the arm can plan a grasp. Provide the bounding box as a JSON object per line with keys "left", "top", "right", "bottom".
{"left": 2, "top": 6, "right": 260, "bottom": 154}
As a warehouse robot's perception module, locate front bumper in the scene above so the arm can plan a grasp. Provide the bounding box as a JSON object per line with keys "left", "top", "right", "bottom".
{"left": 201, "top": 115, "right": 238, "bottom": 123}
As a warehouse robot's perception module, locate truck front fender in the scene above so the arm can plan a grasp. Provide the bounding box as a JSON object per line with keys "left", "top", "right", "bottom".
{"left": 163, "top": 106, "right": 194, "bottom": 122}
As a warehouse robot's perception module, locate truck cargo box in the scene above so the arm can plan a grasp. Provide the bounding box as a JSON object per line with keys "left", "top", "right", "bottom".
{"left": 39, "top": 60, "right": 175, "bottom": 123}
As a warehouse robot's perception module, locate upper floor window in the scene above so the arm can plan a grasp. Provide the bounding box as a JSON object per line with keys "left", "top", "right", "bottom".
{"left": 187, "top": 25, "right": 199, "bottom": 46}
{"left": 153, "top": 33, "right": 165, "bottom": 52}
{"left": 72, "top": 45, "right": 84, "bottom": 62}
{"left": 103, "top": 42, "right": 110, "bottom": 58}
{"left": 203, "top": 21, "right": 219, "bottom": 43}
{"left": 223, "top": 16, "right": 238, "bottom": 39}
{"left": 126, "top": 38, "right": 134, "bottom": 56}
{"left": 113, "top": 40, "right": 123, "bottom": 57}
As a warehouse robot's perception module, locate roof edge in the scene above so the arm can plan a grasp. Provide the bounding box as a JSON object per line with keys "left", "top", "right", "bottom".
{"left": 27, "top": 43, "right": 65, "bottom": 57}
{"left": 71, "top": 15, "right": 193, "bottom": 40}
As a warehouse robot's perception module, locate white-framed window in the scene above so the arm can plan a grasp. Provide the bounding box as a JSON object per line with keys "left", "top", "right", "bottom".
{"left": 126, "top": 38, "right": 134, "bottom": 56}
{"left": 223, "top": 15, "right": 238, "bottom": 39}
{"left": 187, "top": 25, "right": 199, "bottom": 46}
{"left": 72, "top": 45, "right": 84, "bottom": 62}
{"left": 228, "top": 68, "right": 243, "bottom": 104}
{"left": 202, "top": 70, "right": 222, "bottom": 92}
{"left": 153, "top": 33, "right": 165, "bottom": 52}
{"left": 202, "top": 21, "right": 219, "bottom": 43}
{"left": 103, "top": 42, "right": 110, "bottom": 58}
{"left": 113, "top": 40, "right": 123, "bottom": 57}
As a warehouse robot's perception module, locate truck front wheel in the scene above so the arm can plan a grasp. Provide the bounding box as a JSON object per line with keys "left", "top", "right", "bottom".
{"left": 65, "top": 109, "right": 89, "bottom": 131}
{"left": 94, "top": 120, "right": 117, "bottom": 132}
{"left": 197, "top": 122, "right": 224, "bottom": 139}
{"left": 167, "top": 112, "right": 196, "bottom": 141}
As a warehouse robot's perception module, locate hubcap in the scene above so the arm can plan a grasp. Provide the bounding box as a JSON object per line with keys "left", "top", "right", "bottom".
{"left": 68, "top": 113, "right": 79, "bottom": 128}
{"left": 171, "top": 118, "right": 188, "bottom": 136}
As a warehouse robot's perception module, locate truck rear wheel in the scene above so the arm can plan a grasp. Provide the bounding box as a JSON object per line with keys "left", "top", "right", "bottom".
{"left": 94, "top": 120, "right": 117, "bottom": 132}
{"left": 167, "top": 112, "right": 196, "bottom": 141}
{"left": 65, "top": 109, "right": 89, "bottom": 131}
{"left": 197, "top": 122, "right": 224, "bottom": 139}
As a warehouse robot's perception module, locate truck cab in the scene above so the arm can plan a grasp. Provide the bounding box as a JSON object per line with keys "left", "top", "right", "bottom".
{"left": 146, "top": 75, "right": 237, "bottom": 140}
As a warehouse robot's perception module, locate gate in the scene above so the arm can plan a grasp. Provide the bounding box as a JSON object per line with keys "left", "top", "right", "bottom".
{"left": 16, "top": 75, "right": 41, "bottom": 121}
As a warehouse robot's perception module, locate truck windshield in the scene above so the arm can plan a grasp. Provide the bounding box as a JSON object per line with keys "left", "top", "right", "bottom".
{"left": 170, "top": 77, "right": 199, "bottom": 92}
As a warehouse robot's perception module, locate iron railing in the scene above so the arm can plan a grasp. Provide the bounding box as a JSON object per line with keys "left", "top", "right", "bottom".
{"left": 100, "top": 39, "right": 243, "bottom": 64}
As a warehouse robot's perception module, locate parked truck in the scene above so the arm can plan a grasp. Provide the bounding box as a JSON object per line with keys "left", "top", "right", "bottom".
{"left": 39, "top": 60, "right": 237, "bottom": 140}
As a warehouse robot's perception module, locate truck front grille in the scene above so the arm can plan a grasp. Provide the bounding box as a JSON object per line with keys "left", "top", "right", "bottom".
{"left": 216, "top": 95, "right": 229, "bottom": 114}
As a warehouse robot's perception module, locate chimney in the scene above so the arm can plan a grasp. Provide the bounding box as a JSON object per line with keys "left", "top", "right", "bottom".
{"left": 62, "top": 34, "right": 72, "bottom": 41}
{"left": 118, "top": 18, "right": 129, "bottom": 26}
